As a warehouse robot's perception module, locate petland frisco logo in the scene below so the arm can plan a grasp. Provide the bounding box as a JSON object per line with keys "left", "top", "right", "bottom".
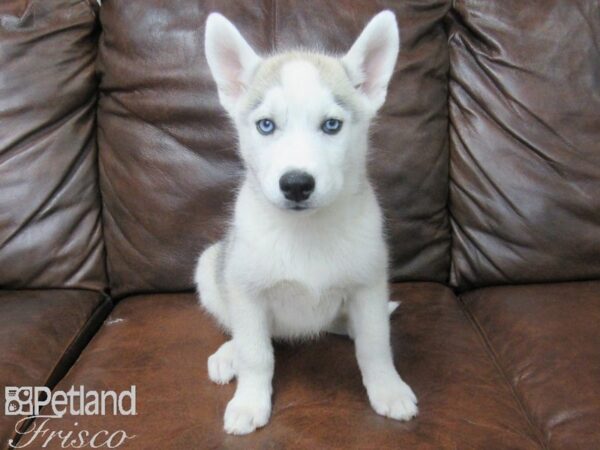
{"left": 5, "top": 386, "right": 136, "bottom": 448}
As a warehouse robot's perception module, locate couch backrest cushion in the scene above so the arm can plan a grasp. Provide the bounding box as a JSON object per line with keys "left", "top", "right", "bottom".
{"left": 0, "top": 0, "right": 106, "bottom": 291}
{"left": 97, "top": 0, "right": 452, "bottom": 298}
{"left": 448, "top": 0, "right": 600, "bottom": 289}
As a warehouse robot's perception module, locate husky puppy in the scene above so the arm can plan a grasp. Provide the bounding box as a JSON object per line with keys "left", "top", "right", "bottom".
{"left": 195, "top": 11, "right": 417, "bottom": 435}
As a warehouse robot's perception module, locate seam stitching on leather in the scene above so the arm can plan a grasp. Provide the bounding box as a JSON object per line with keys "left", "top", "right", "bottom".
{"left": 93, "top": 90, "right": 112, "bottom": 294}
{"left": 43, "top": 294, "right": 112, "bottom": 389}
{"left": 456, "top": 295, "right": 549, "bottom": 450}
{"left": 444, "top": 0, "right": 454, "bottom": 287}
{"left": 271, "top": 0, "right": 277, "bottom": 51}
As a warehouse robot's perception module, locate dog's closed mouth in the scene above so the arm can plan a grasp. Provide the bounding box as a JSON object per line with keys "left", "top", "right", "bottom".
{"left": 282, "top": 200, "right": 311, "bottom": 211}
{"left": 290, "top": 205, "right": 308, "bottom": 211}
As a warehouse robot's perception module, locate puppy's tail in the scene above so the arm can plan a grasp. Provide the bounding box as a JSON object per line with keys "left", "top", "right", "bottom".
{"left": 195, "top": 242, "right": 230, "bottom": 330}
{"left": 327, "top": 301, "right": 400, "bottom": 338}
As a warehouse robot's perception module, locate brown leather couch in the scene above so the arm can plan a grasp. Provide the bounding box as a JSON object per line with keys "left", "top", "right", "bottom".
{"left": 1, "top": 1, "right": 599, "bottom": 449}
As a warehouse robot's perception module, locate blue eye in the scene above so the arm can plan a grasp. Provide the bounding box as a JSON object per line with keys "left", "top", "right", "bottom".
{"left": 322, "top": 118, "right": 343, "bottom": 135}
{"left": 256, "top": 118, "right": 276, "bottom": 135}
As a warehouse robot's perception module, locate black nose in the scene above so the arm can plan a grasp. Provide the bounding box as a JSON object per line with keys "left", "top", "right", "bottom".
{"left": 279, "top": 170, "right": 315, "bottom": 202}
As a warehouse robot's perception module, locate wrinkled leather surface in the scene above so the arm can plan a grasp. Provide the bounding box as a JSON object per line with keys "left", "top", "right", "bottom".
{"left": 447, "top": 0, "right": 600, "bottom": 289}
{"left": 2, "top": 0, "right": 599, "bottom": 448}
{"left": 35, "top": 284, "right": 542, "bottom": 449}
{"left": 97, "top": 0, "right": 451, "bottom": 298}
{"left": 0, "top": 289, "right": 111, "bottom": 448}
{"left": 0, "top": 0, "right": 106, "bottom": 291}
{"left": 462, "top": 282, "right": 600, "bottom": 450}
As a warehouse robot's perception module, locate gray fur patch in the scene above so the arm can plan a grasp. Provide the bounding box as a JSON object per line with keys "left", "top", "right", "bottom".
{"left": 240, "top": 51, "right": 362, "bottom": 117}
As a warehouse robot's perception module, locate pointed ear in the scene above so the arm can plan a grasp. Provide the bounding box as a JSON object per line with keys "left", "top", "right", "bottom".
{"left": 342, "top": 11, "right": 400, "bottom": 111}
{"left": 204, "top": 13, "right": 261, "bottom": 113}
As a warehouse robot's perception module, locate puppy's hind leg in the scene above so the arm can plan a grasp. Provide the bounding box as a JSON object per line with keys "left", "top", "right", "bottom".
{"left": 208, "top": 340, "right": 237, "bottom": 384}
{"left": 195, "top": 242, "right": 230, "bottom": 330}
{"left": 196, "top": 244, "right": 238, "bottom": 384}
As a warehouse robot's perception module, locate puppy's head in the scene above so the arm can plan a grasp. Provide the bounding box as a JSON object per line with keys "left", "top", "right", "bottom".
{"left": 205, "top": 11, "right": 399, "bottom": 212}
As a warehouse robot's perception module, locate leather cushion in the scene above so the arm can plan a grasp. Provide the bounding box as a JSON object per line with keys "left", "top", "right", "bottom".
{"left": 0, "top": 290, "right": 111, "bottom": 448}
{"left": 462, "top": 281, "right": 600, "bottom": 449}
{"left": 97, "top": 0, "right": 451, "bottom": 298}
{"left": 448, "top": 0, "right": 600, "bottom": 289}
{"left": 34, "top": 284, "right": 541, "bottom": 449}
{"left": 0, "top": 0, "right": 106, "bottom": 290}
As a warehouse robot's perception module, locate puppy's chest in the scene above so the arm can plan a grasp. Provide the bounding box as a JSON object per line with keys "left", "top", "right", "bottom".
{"left": 263, "top": 281, "right": 346, "bottom": 337}
{"left": 250, "top": 228, "right": 376, "bottom": 290}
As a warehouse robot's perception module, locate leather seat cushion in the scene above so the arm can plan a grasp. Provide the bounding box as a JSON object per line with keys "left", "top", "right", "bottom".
{"left": 462, "top": 281, "right": 600, "bottom": 450}
{"left": 33, "top": 284, "right": 542, "bottom": 449}
{"left": 0, "top": 290, "right": 111, "bottom": 447}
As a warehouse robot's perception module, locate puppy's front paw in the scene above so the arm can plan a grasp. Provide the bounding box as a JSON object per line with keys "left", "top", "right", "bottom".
{"left": 223, "top": 394, "right": 271, "bottom": 435}
{"left": 367, "top": 378, "right": 418, "bottom": 421}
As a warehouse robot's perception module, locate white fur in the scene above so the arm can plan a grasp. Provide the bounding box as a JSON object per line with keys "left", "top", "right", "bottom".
{"left": 197, "top": 11, "right": 417, "bottom": 435}
{"left": 342, "top": 10, "right": 400, "bottom": 111}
